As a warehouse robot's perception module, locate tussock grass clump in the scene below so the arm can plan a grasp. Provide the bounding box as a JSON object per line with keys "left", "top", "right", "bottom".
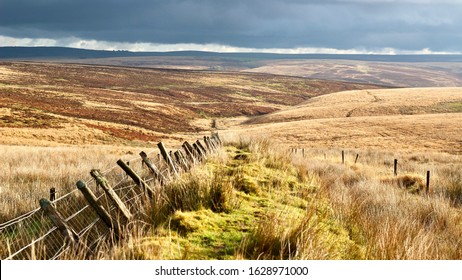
{"left": 381, "top": 174, "right": 426, "bottom": 194}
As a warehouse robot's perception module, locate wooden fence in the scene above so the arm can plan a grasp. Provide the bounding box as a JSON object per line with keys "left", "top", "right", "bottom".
{"left": 0, "top": 133, "right": 222, "bottom": 260}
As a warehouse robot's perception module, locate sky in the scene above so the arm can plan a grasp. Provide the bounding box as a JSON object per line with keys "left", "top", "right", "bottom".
{"left": 0, "top": 0, "right": 461, "bottom": 54}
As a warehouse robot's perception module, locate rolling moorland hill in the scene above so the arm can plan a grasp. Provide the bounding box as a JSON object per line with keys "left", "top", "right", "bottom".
{"left": 229, "top": 87, "right": 462, "bottom": 154}
{"left": 0, "top": 61, "right": 381, "bottom": 146}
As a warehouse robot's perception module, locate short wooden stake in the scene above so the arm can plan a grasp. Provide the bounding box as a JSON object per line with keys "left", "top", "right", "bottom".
{"left": 76, "top": 181, "right": 120, "bottom": 239}
{"left": 342, "top": 150, "right": 345, "bottom": 164}
{"left": 426, "top": 170, "right": 431, "bottom": 194}
{"left": 140, "top": 151, "right": 165, "bottom": 185}
{"left": 39, "top": 198, "right": 79, "bottom": 247}
{"left": 157, "top": 142, "right": 178, "bottom": 176}
{"left": 354, "top": 154, "right": 359, "bottom": 164}
{"left": 117, "top": 160, "right": 154, "bottom": 198}
{"left": 394, "top": 159, "right": 398, "bottom": 176}
{"left": 90, "top": 170, "right": 132, "bottom": 221}
{"left": 302, "top": 148, "right": 305, "bottom": 158}
{"left": 49, "top": 188, "right": 56, "bottom": 202}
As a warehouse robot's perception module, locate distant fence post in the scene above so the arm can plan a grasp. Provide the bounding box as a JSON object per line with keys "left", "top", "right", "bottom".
{"left": 342, "top": 150, "right": 345, "bottom": 164}
{"left": 354, "top": 154, "right": 359, "bottom": 164}
{"left": 182, "top": 142, "right": 197, "bottom": 164}
{"left": 193, "top": 142, "right": 206, "bottom": 161}
{"left": 394, "top": 159, "right": 398, "bottom": 176}
{"left": 39, "top": 198, "right": 79, "bottom": 247}
{"left": 426, "top": 170, "right": 431, "bottom": 194}
{"left": 76, "top": 181, "right": 121, "bottom": 240}
{"left": 196, "top": 140, "right": 208, "bottom": 155}
{"left": 157, "top": 142, "right": 179, "bottom": 176}
{"left": 49, "top": 188, "right": 56, "bottom": 202}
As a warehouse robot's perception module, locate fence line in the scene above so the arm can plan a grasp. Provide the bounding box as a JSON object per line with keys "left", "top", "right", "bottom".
{"left": 0, "top": 133, "right": 222, "bottom": 260}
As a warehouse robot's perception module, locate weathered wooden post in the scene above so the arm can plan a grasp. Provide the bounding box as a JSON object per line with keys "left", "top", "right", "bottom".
{"left": 39, "top": 198, "right": 79, "bottom": 246}
{"left": 90, "top": 169, "right": 132, "bottom": 221}
{"left": 117, "top": 160, "right": 154, "bottom": 198}
{"left": 174, "top": 150, "right": 189, "bottom": 171}
{"left": 394, "top": 159, "right": 398, "bottom": 176}
{"left": 204, "top": 136, "right": 212, "bottom": 152}
{"left": 76, "top": 181, "right": 120, "bottom": 239}
{"left": 193, "top": 142, "right": 205, "bottom": 160}
{"left": 182, "top": 142, "right": 197, "bottom": 164}
{"left": 212, "top": 133, "right": 222, "bottom": 146}
{"left": 140, "top": 151, "right": 165, "bottom": 184}
{"left": 426, "top": 170, "right": 431, "bottom": 194}
{"left": 49, "top": 187, "right": 56, "bottom": 202}
{"left": 196, "top": 139, "right": 208, "bottom": 155}
{"left": 354, "top": 154, "right": 359, "bottom": 164}
{"left": 302, "top": 148, "right": 305, "bottom": 158}
{"left": 157, "top": 142, "right": 178, "bottom": 176}
{"left": 342, "top": 150, "right": 345, "bottom": 164}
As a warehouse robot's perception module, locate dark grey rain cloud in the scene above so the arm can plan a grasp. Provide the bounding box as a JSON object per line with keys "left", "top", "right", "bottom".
{"left": 0, "top": 0, "right": 461, "bottom": 51}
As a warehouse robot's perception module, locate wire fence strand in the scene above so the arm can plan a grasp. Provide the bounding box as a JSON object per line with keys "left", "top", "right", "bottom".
{"left": 1, "top": 135, "right": 220, "bottom": 260}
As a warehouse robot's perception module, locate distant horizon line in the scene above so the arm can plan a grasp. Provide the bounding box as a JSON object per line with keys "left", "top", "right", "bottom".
{"left": 2, "top": 45, "right": 462, "bottom": 56}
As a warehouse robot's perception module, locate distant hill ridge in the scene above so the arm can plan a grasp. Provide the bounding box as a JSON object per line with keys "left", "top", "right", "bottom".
{"left": 2, "top": 46, "right": 462, "bottom": 62}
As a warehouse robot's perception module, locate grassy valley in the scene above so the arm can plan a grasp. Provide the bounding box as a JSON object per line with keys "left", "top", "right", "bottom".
{"left": 1, "top": 59, "right": 461, "bottom": 260}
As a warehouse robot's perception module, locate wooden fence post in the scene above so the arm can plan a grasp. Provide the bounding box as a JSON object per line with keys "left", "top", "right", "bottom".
{"left": 204, "top": 136, "right": 212, "bottom": 152}
{"left": 157, "top": 142, "right": 178, "bottom": 176}
{"left": 174, "top": 150, "right": 189, "bottom": 171}
{"left": 90, "top": 169, "right": 132, "bottom": 221}
{"left": 182, "top": 142, "right": 197, "bottom": 164}
{"left": 39, "top": 198, "right": 79, "bottom": 246}
{"left": 139, "top": 151, "right": 165, "bottom": 185}
{"left": 426, "top": 170, "right": 431, "bottom": 194}
{"left": 342, "top": 150, "right": 345, "bottom": 164}
{"left": 354, "top": 154, "right": 359, "bottom": 164}
{"left": 76, "top": 181, "right": 120, "bottom": 239}
{"left": 49, "top": 188, "right": 56, "bottom": 202}
{"left": 117, "top": 160, "right": 154, "bottom": 198}
{"left": 212, "top": 133, "right": 222, "bottom": 146}
{"left": 207, "top": 136, "right": 217, "bottom": 151}
{"left": 394, "top": 159, "right": 398, "bottom": 176}
{"left": 193, "top": 143, "right": 205, "bottom": 160}
{"left": 196, "top": 140, "right": 208, "bottom": 155}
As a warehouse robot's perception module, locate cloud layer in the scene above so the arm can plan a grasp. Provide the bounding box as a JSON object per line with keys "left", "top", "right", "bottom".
{"left": 1, "top": 0, "right": 461, "bottom": 53}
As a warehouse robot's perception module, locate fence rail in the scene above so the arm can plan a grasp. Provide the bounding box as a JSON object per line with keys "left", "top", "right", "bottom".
{"left": 0, "top": 133, "right": 222, "bottom": 260}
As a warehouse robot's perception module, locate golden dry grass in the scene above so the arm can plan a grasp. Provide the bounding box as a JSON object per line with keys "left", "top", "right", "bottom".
{"left": 229, "top": 88, "right": 462, "bottom": 154}
{"left": 0, "top": 144, "right": 147, "bottom": 222}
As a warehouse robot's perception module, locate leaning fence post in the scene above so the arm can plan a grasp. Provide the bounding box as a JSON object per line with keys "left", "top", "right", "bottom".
{"left": 140, "top": 151, "right": 165, "bottom": 185}
{"left": 76, "top": 181, "right": 120, "bottom": 239}
{"left": 90, "top": 169, "right": 132, "bottom": 221}
{"left": 182, "top": 142, "right": 197, "bottom": 164}
{"left": 354, "top": 154, "right": 359, "bottom": 164}
{"left": 117, "top": 160, "right": 154, "bottom": 198}
{"left": 39, "top": 198, "right": 79, "bottom": 246}
{"left": 196, "top": 140, "right": 208, "bottom": 155}
{"left": 193, "top": 142, "right": 205, "bottom": 160}
{"left": 157, "top": 142, "right": 179, "bottom": 176}
{"left": 184, "top": 141, "right": 199, "bottom": 162}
